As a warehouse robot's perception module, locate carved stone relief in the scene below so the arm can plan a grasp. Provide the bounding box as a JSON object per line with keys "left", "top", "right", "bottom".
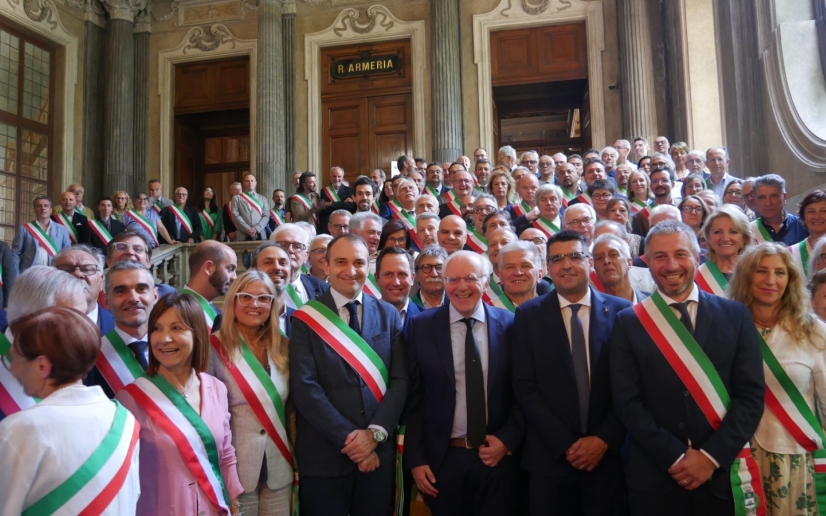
{"left": 182, "top": 23, "right": 237, "bottom": 53}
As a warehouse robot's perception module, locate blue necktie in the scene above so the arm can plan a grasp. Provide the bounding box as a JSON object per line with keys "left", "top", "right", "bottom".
{"left": 569, "top": 304, "right": 589, "bottom": 433}
{"left": 345, "top": 301, "right": 360, "bottom": 335}
{"left": 128, "top": 341, "right": 149, "bottom": 370}
{"left": 463, "top": 317, "right": 486, "bottom": 447}
{"left": 672, "top": 302, "right": 694, "bottom": 335}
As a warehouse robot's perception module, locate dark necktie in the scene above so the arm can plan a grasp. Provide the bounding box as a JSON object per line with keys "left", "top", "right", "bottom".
{"left": 128, "top": 341, "right": 149, "bottom": 370}
{"left": 672, "top": 302, "right": 694, "bottom": 335}
{"left": 569, "top": 304, "right": 589, "bottom": 433}
{"left": 463, "top": 318, "right": 486, "bottom": 447}
{"left": 345, "top": 301, "right": 361, "bottom": 335}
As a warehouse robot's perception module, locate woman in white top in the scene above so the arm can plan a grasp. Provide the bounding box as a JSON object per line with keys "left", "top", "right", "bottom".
{"left": 729, "top": 243, "right": 826, "bottom": 516}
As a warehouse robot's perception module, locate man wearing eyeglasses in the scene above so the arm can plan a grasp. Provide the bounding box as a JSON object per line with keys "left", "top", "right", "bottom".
{"left": 511, "top": 230, "right": 629, "bottom": 516}
{"left": 520, "top": 150, "right": 539, "bottom": 175}
{"left": 563, "top": 203, "right": 598, "bottom": 249}
{"left": 53, "top": 244, "right": 114, "bottom": 334}
{"left": 537, "top": 155, "right": 555, "bottom": 184}
{"left": 412, "top": 246, "right": 447, "bottom": 310}
{"left": 182, "top": 240, "right": 238, "bottom": 332}
{"left": 438, "top": 168, "right": 476, "bottom": 219}
{"left": 405, "top": 250, "right": 522, "bottom": 515}
{"left": 105, "top": 231, "right": 177, "bottom": 299}
{"left": 160, "top": 187, "right": 201, "bottom": 244}
{"left": 271, "top": 223, "right": 328, "bottom": 307}
{"left": 425, "top": 162, "right": 449, "bottom": 196}
{"left": 327, "top": 210, "right": 352, "bottom": 237}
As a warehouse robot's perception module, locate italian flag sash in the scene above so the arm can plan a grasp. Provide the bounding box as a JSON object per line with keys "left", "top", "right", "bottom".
{"left": 324, "top": 185, "right": 341, "bottom": 202}
{"left": 152, "top": 201, "right": 163, "bottom": 215}
{"left": 442, "top": 190, "right": 462, "bottom": 216}
{"left": 126, "top": 209, "right": 158, "bottom": 247}
{"left": 285, "top": 284, "right": 303, "bottom": 310}
{"left": 170, "top": 205, "right": 193, "bottom": 236}
{"left": 589, "top": 269, "right": 605, "bottom": 293}
{"left": 123, "top": 375, "right": 229, "bottom": 512}
{"left": 209, "top": 335, "right": 291, "bottom": 464}
{"left": 750, "top": 219, "right": 772, "bottom": 243}
{"left": 759, "top": 332, "right": 826, "bottom": 509}
{"left": 532, "top": 217, "right": 560, "bottom": 238}
{"left": 199, "top": 210, "right": 215, "bottom": 237}
{"left": 511, "top": 201, "right": 532, "bottom": 218}
{"left": 387, "top": 201, "right": 424, "bottom": 251}
{"left": 371, "top": 200, "right": 381, "bottom": 215}
{"left": 96, "top": 329, "right": 145, "bottom": 394}
{"left": 89, "top": 220, "right": 114, "bottom": 246}
{"left": 481, "top": 276, "right": 516, "bottom": 312}
{"left": 467, "top": 228, "right": 488, "bottom": 254}
{"left": 241, "top": 192, "right": 263, "bottom": 217}
{"left": 363, "top": 272, "right": 382, "bottom": 299}
{"left": 291, "top": 194, "right": 317, "bottom": 225}
{"left": 22, "top": 402, "right": 140, "bottom": 516}
{"left": 293, "top": 300, "right": 389, "bottom": 402}
{"left": 0, "top": 332, "right": 36, "bottom": 415}
{"left": 55, "top": 213, "right": 79, "bottom": 244}
{"left": 270, "top": 209, "right": 285, "bottom": 227}
{"left": 426, "top": 185, "right": 441, "bottom": 198}
{"left": 182, "top": 288, "right": 217, "bottom": 331}
{"left": 631, "top": 198, "right": 652, "bottom": 218}
{"left": 633, "top": 292, "right": 765, "bottom": 516}
{"left": 561, "top": 189, "right": 576, "bottom": 208}
{"left": 789, "top": 240, "right": 811, "bottom": 275}
{"left": 695, "top": 262, "right": 729, "bottom": 297}
{"left": 24, "top": 221, "right": 58, "bottom": 257}
{"left": 575, "top": 192, "right": 593, "bottom": 206}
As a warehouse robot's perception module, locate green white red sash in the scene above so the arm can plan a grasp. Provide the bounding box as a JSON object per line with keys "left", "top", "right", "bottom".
{"left": 363, "top": 272, "right": 382, "bottom": 299}
{"left": 89, "top": 219, "right": 114, "bottom": 245}
{"left": 575, "top": 192, "right": 593, "bottom": 206}
{"left": 371, "top": 200, "right": 381, "bottom": 215}
{"left": 387, "top": 200, "right": 424, "bottom": 251}
{"left": 170, "top": 205, "right": 194, "bottom": 236}
{"left": 55, "top": 212, "right": 79, "bottom": 244}
{"left": 241, "top": 192, "right": 264, "bottom": 217}
{"left": 589, "top": 269, "right": 605, "bottom": 293}
{"left": 152, "top": 200, "right": 163, "bottom": 215}
{"left": 426, "top": 185, "right": 441, "bottom": 198}
{"left": 631, "top": 198, "right": 653, "bottom": 218}
{"left": 21, "top": 402, "right": 140, "bottom": 516}
{"left": 324, "top": 185, "right": 341, "bottom": 202}
{"left": 0, "top": 332, "right": 36, "bottom": 415}
{"left": 96, "top": 329, "right": 145, "bottom": 393}
{"left": 750, "top": 219, "right": 772, "bottom": 243}
{"left": 209, "top": 335, "right": 291, "bottom": 464}
{"left": 291, "top": 194, "right": 317, "bottom": 225}
{"left": 561, "top": 189, "right": 576, "bottom": 208}
{"left": 123, "top": 375, "right": 229, "bottom": 512}
{"left": 293, "top": 300, "right": 389, "bottom": 402}
{"left": 759, "top": 332, "right": 826, "bottom": 509}
{"left": 126, "top": 209, "right": 158, "bottom": 247}
{"left": 467, "top": 228, "right": 488, "bottom": 254}
{"left": 270, "top": 209, "right": 285, "bottom": 227}
{"left": 182, "top": 288, "right": 217, "bottom": 331}
{"left": 199, "top": 209, "right": 215, "bottom": 235}
{"left": 285, "top": 284, "right": 303, "bottom": 310}
{"left": 532, "top": 216, "right": 560, "bottom": 238}
{"left": 633, "top": 292, "right": 765, "bottom": 516}
{"left": 24, "top": 221, "right": 58, "bottom": 257}
{"left": 481, "top": 276, "right": 515, "bottom": 312}
{"left": 789, "top": 240, "right": 811, "bottom": 275}
{"left": 443, "top": 190, "right": 462, "bottom": 217}
{"left": 511, "top": 201, "right": 532, "bottom": 218}
{"left": 695, "top": 262, "right": 729, "bottom": 297}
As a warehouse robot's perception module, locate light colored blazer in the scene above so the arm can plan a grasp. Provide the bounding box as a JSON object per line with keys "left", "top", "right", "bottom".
{"left": 208, "top": 337, "right": 293, "bottom": 492}
{"left": 117, "top": 373, "right": 244, "bottom": 516}
{"left": 0, "top": 385, "right": 140, "bottom": 515}
{"left": 289, "top": 192, "right": 319, "bottom": 224}
{"left": 230, "top": 192, "right": 269, "bottom": 240}
{"left": 11, "top": 220, "right": 71, "bottom": 274}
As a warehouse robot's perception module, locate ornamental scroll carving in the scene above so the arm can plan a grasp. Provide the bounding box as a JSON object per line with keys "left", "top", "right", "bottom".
{"left": 8, "top": 0, "right": 59, "bottom": 28}
{"left": 332, "top": 5, "right": 394, "bottom": 37}
{"left": 500, "top": 0, "right": 572, "bottom": 17}
{"left": 182, "top": 23, "right": 237, "bottom": 53}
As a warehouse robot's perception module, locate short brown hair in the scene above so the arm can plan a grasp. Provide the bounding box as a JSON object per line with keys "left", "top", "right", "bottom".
{"left": 10, "top": 307, "right": 101, "bottom": 385}
{"left": 146, "top": 293, "right": 210, "bottom": 376}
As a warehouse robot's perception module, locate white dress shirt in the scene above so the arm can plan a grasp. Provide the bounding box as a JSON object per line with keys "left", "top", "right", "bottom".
{"left": 291, "top": 276, "right": 309, "bottom": 303}
{"left": 449, "top": 302, "right": 489, "bottom": 438}
{"left": 87, "top": 303, "right": 99, "bottom": 325}
{"left": 558, "top": 289, "right": 592, "bottom": 381}
{"left": 114, "top": 325, "right": 150, "bottom": 364}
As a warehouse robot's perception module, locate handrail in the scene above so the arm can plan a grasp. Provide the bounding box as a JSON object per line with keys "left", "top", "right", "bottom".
{"left": 148, "top": 240, "right": 267, "bottom": 288}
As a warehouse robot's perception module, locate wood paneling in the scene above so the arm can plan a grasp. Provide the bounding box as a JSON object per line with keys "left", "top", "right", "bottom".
{"left": 175, "top": 57, "right": 250, "bottom": 114}
{"left": 368, "top": 95, "right": 413, "bottom": 174}
{"left": 491, "top": 23, "right": 587, "bottom": 87}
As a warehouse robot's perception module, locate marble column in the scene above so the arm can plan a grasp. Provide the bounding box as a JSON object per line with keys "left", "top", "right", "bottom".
{"left": 282, "top": 0, "right": 296, "bottom": 181}
{"left": 133, "top": 12, "right": 151, "bottom": 194}
{"left": 81, "top": 15, "right": 106, "bottom": 205}
{"left": 617, "top": 0, "right": 658, "bottom": 143}
{"left": 256, "top": 0, "right": 285, "bottom": 198}
{"left": 431, "top": 0, "right": 464, "bottom": 163}
{"left": 661, "top": 0, "right": 689, "bottom": 143}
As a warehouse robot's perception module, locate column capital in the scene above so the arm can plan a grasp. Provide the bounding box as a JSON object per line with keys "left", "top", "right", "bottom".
{"left": 282, "top": 0, "right": 295, "bottom": 15}
{"left": 103, "top": 0, "right": 147, "bottom": 22}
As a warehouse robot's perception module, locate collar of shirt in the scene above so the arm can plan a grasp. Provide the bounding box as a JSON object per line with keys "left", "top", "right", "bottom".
{"left": 87, "top": 303, "right": 99, "bottom": 325}
{"left": 558, "top": 288, "right": 592, "bottom": 310}
{"left": 448, "top": 301, "right": 486, "bottom": 325}
{"left": 400, "top": 298, "right": 410, "bottom": 315}
{"left": 330, "top": 287, "right": 364, "bottom": 311}
{"left": 290, "top": 276, "right": 305, "bottom": 293}
{"left": 114, "top": 325, "right": 148, "bottom": 345}
{"left": 183, "top": 284, "right": 210, "bottom": 305}
{"left": 658, "top": 282, "right": 700, "bottom": 307}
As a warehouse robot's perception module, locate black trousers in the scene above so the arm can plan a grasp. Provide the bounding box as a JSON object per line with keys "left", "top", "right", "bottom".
{"left": 628, "top": 486, "right": 734, "bottom": 516}
{"left": 300, "top": 464, "right": 394, "bottom": 516}
{"left": 529, "top": 468, "right": 624, "bottom": 516}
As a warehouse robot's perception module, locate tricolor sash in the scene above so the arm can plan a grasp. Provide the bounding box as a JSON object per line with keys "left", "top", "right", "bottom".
{"left": 442, "top": 190, "right": 462, "bottom": 217}
{"left": 123, "top": 375, "right": 229, "bottom": 512}
{"left": 293, "top": 300, "right": 389, "bottom": 402}
{"left": 589, "top": 269, "right": 605, "bottom": 293}
{"left": 575, "top": 192, "right": 593, "bottom": 206}
{"left": 750, "top": 219, "right": 772, "bottom": 244}
{"left": 291, "top": 194, "right": 317, "bottom": 225}
{"left": 182, "top": 288, "right": 217, "bottom": 331}
{"left": 89, "top": 219, "right": 114, "bottom": 246}
{"left": 24, "top": 221, "right": 59, "bottom": 257}
{"left": 759, "top": 332, "right": 826, "bottom": 509}
{"left": 285, "top": 284, "right": 303, "bottom": 310}
{"left": 467, "top": 228, "right": 488, "bottom": 254}
{"left": 631, "top": 198, "right": 653, "bottom": 218}
{"left": 371, "top": 200, "right": 381, "bottom": 215}
{"left": 270, "top": 209, "right": 286, "bottom": 228}
{"left": 425, "top": 185, "right": 441, "bottom": 198}
{"left": 789, "top": 240, "right": 811, "bottom": 275}
{"left": 0, "top": 332, "right": 36, "bottom": 415}
{"left": 324, "top": 185, "right": 341, "bottom": 202}
{"left": 199, "top": 209, "right": 215, "bottom": 233}
{"left": 151, "top": 200, "right": 163, "bottom": 215}
{"left": 209, "top": 335, "right": 291, "bottom": 464}
{"left": 55, "top": 213, "right": 79, "bottom": 244}
{"left": 96, "top": 329, "right": 145, "bottom": 394}
{"left": 241, "top": 192, "right": 264, "bottom": 217}
{"left": 363, "top": 272, "right": 383, "bottom": 299}
{"left": 22, "top": 402, "right": 140, "bottom": 516}
{"left": 532, "top": 216, "right": 561, "bottom": 238}
{"left": 387, "top": 201, "right": 424, "bottom": 251}
{"left": 126, "top": 209, "right": 158, "bottom": 247}
{"left": 481, "top": 276, "right": 516, "bottom": 313}
{"left": 170, "top": 205, "right": 194, "bottom": 236}
{"left": 695, "top": 262, "right": 729, "bottom": 297}
{"left": 633, "top": 292, "right": 765, "bottom": 516}
{"left": 561, "top": 189, "right": 576, "bottom": 208}
{"left": 511, "top": 201, "right": 532, "bottom": 218}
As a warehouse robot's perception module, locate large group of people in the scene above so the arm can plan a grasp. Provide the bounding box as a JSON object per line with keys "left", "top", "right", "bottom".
{"left": 0, "top": 139, "right": 825, "bottom": 516}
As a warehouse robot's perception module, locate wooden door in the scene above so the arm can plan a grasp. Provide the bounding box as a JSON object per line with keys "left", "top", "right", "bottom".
{"left": 322, "top": 98, "right": 368, "bottom": 185}
{"left": 174, "top": 118, "right": 197, "bottom": 200}
{"left": 367, "top": 94, "right": 413, "bottom": 176}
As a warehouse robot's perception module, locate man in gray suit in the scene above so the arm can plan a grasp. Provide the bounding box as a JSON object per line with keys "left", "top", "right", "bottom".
{"left": 12, "top": 195, "right": 72, "bottom": 274}
{"left": 231, "top": 173, "right": 270, "bottom": 241}
{"left": 290, "top": 233, "right": 408, "bottom": 516}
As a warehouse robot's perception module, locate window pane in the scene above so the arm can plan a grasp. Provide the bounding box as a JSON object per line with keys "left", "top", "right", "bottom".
{"left": 21, "top": 129, "right": 47, "bottom": 180}
{"left": 0, "top": 225, "right": 13, "bottom": 247}
{"left": 0, "top": 173, "right": 14, "bottom": 226}
{"left": 22, "top": 41, "right": 48, "bottom": 122}
{"left": 17, "top": 178, "right": 46, "bottom": 225}
{"left": 0, "top": 30, "right": 19, "bottom": 115}
{"left": 0, "top": 122, "right": 15, "bottom": 173}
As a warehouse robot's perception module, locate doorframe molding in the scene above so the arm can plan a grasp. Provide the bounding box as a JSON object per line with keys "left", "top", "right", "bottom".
{"left": 305, "top": 5, "right": 426, "bottom": 175}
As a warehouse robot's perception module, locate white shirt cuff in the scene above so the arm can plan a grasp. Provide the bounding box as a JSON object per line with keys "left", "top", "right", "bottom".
{"left": 700, "top": 449, "right": 720, "bottom": 468}
{"left": 671, "top": 453, "right": 685, "bottom": 468}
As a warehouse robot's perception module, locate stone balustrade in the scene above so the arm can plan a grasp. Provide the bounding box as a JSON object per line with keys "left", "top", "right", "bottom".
{"left": 148, "top": 240, "right": 266, "bottom": 288}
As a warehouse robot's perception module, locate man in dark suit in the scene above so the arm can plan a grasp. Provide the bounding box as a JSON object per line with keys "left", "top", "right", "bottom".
{"left": 251, "top": 241, "right": 296, "bottom": 336}
{"left": 290, "top": 233, "right": 408, "bottom": 516}
{"left": 88, "top": 197, "right": 126, "bottom": 253}
{"left": 610, "top": 220, "right": 764, "bottom": 515}
{"left": 592, "top": 233, "right": 650, "bottom": 304}
{"left": 52, "top": 244, "right": 114, "bottom": 334}
{"left": 160, "top": 187, "right": 202, "bottom": 243}
{"left": 105, "top": 231, "right": 177, "bottom": 299}
{"left": 182, "top": 241, "right": 238, "bottom": 332}
{"left": 271, "top": 223, "right": 328, "bottom": 305}
{"left": 317, "top": 177, "right": 379, "bottom": 235}
{"left": 375, "top": 246, "right": 421, "bottom": 333}
{"left": 437, "top": 168, "right": 476, "bottom": 219}
{"left": 511, "top": 230, "right": 629, "bottom": 515}
{"left": 52, "top": 190, "right": 91, "bottom": 245}
{"left": 405, "top": 250, "right": 523, "bottom": 515}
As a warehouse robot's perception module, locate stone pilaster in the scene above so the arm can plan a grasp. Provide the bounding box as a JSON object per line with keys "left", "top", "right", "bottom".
{"left": 256, "top": 0, "right": 285, "bottom": 198}
{"left": 431, "top": 0, "right": 464, "bottom": 163}
{"left": 133, "top": 11, "right": 151, "bottom": 193}
{"left": 617, "top": 0, "right": 658, "bottom": 142}
{"left": 282, "top": 0, "right": 296, "bottom": 180}
{"left": 81, "top": 19, "right": 106, "bottom": 204}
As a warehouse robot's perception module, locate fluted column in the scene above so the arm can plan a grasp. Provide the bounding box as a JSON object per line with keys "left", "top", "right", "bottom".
{"left": 282, "top": 0, "right": 296, "bottom": 182}
{"left": 617, "top": 0, "right": 658, "bottom": 142}
{"left": 256, "top": 0, "right": 285, "bottom": 198}
{"left": 81, "top": 13, "right": 106, "bottom": 204}
{"left": 431, "top": 0, "right": 464, "bottom": 163}
{"left": 133, "top": 11, "right": 151, "bottom": 194}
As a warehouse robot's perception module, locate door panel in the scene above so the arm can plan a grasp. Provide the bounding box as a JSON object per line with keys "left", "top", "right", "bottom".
{"left": 368, "top": 94, "right": 412, "bottom": 175}
{"left": 323, "top": 98, "right": 368, "bottom": 183}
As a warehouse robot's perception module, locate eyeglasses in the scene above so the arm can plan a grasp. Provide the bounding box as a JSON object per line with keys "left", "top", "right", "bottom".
{"left": 235, "top": 293, "right": 274, "bottom": 306}
{"left": 524, "top": 237, "right": 547, "bottom": 245}
{"left": 538, "top": 162, "right": 553, "bottom": 167}
{"left": 417, "top": 263, "right": 443, "bottom": 274}
{"left": 565, "top": 217, "right": 594, "bottom": 228}
{"left": 681, "top": 206, "right": 704, "bottom": 215}
{"left": 330, "top": 224, "right": 349, "bottom": 231}
{"left": 548, "top": 252, "right": 590, "bottom": 265}
{"left": 445, "top": 275, "right": 481, "bottom": 285}
{"left": 453, "top": 179, "right": 474, "bottom": 185}
{"left": 309, "top": 248, "right": 326, "bottom": 256}
{"left": 135, "top": 197, "right": 149, "bottom": 202}
{"left": 175, "top": 193, "right": 188, "bottom": 197}
{"left": 275, "top": 241, "right": 308, "bottom": 252}
{"left": 112, "top": 242, "right": 147, "bottom": 254}
{"left": 386, "top": 236, "right": 407, "bottom": 245}
{"left": 472, "top": 206, "right": 497, "bottom": 215}
{"left": 592, "top": 193, "right": 613, "bottom": 201}
{"left": 55, "top": 264, "right": 100, "bottom": 276}
{"left": 523, "top": 160, "right": 538, "bottom": 165}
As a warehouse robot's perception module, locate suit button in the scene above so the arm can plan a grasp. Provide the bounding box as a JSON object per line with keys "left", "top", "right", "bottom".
{"left": 678, "top": 423, "right": 685, "bottom": 429}
{"left": 684, "top": 390, "right": 690, "bottom": 397}
{"left": 260, "top": 429, "right": 266, "bottom": 435}
{"left": 360, "top": 410, "right": 365, "bottom": 414}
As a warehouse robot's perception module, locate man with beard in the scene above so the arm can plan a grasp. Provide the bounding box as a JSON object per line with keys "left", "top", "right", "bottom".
{"left": 425, "top": 162, "right": 448, "bottom": 197}
{"left": 290, "top": 171, "right": 320, "bottom": 224}
{"left": 614, "top": 163, "right": 632, "bottom": 197}
{"left": 556, "top": 162, "right": 583, "bottom": 207}
{"left": 633, "top": 167, "right": 677, "bottom": 237}
{"left": 252, "top": 241, "right": 295, "bottom": 336}
{"left": 181, "top": 240, "right": 238, "bottom": 332}
{"left": 412, "top": 245, "right": 448, "bottom": 309}
{"left": 266, "top": 188, "right": 287, "bottom": 236}
{"left": 271, "top": 223, "right": 329, "bottom": 307}
{"left": 223, "top": 182, "right": 242, "bottom": 241}
{"left": 416, "top": 212, "right": 440, "bottom": 248}
{"left": 318, "top": 177, "right": 381, "bottom": 234}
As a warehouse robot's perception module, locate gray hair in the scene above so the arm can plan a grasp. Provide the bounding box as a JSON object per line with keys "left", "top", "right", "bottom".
{"left": 416, "top": 212, "right": 440, "bottom": 224}
{"left": 310, "top": 234, "right": 334, "bottom": 250}
{"left": 615, "top": 139, "right": 631, "bottom": 150}
{"left": 649, "top": 204, "right": 682, "bottom": 225}
{"left": 251, "top": 241, "right": 283, "bottom": 267}
{"left": 415, "top": 245, "right": 448, "bottom": 269}
{"left": 349, "top": 211, "right": 383, "bottom": 232}
{"left": 520, "top": 150, "right": 539, "bottom": 161}
{"left": 329, "top": 209, "right": 352, "bottom": 220}
{"left": 444, "top": 250, "right": 492, "bottom": 278}
{"left": 474, "top": 192, "right": 497, "bottom": 205}
{"left": 706, "top": 146, "right": 730, "bottom": 160}
{"left": 271, "top": 223, "right": 310, "bottom": 245}
{"left": 104, "top": 260, "right": 154, "bottom": 295}
{"left": 8, "top": 267, "right": 89, "bottom": 322}
{"left": 754, "top": 173, "right": 786, "bottom": 194}
{"left": 498, "top": 241, "right": 541, "bottom": 270}
{"left": 295, "top": 221, "right": 317, "bottom": 239}
{"left": 563, "top": 202, "right": 596, "bottom": 224}
{"left": 512, "top": 166, "right": 531, "bottom": 177}
{"left": 536, "top": 183, "right": 563, "bottom": 202}
{"left": 601, "top": 146, "right": 619, "bottom": 158}
{"left": 644, "top": 220, "right": 701, "bottom": 259}
{"left": 595, "top": 220, "right": 628, "bottom": 238}
{"left": 499, "top": 145, "right": 517, "bottom": 160}
{"left": 810, "top": 235, "right": 826, "bottom": 277}
{"left": 55, "top": 244, "right": 105, "bottom": 271}
{"left": 593, "top": 233, "right": 632, "bottom": 260}
{"left": 395, "top": 177, "right": 417, "bottom": 196}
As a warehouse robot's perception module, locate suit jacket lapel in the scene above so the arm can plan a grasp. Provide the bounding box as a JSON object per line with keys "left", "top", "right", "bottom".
{"left": 694, "top": 291, "right": 713, "bottom": 351}
{"left": 588, "top": 291, "right": 608, "bottom": 375}
{"left": 484, "top": 305, "right": 501, "bottom": 396}
{"left": 360, "top": 294, "right": 380, "bottom": 346}
{"left": 433, "top": 305, "right": 455, "bottom": 384}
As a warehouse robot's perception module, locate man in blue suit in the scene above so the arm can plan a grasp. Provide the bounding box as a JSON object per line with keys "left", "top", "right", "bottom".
{"left": 405, "top": 250, "right": 523, "bottom": 515}
{"left": 375, "top": 246, "right": 421, "bottom": 333}
{"left": 610, "top": 221, "right": 764, "bottom": 515}
{"left": 251, "top": 242, "right": 296, "bottom": 336}
{"left": 512, "top": 230, "right": 629, "bottom": 515}
{"left": 12, "top": 195, "right": 72, "bottom": 274}
{"left": 290, "top": 233, "right": 408, "bottom": 516}
{"left": 52, "top": 245, "right": 114, "bottom": 335}
{"left": 271, "top": 223, "right": 329, "bottom": 304}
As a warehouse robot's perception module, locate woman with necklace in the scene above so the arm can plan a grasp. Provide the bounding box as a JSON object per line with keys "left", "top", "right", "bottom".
{"left": 117, "top": 293, "right": 244, "bottom": 515}
{"left": 790, "top": 190, "right": 826, "bottom": 276}
{"left": 696, "top": 205, "right": 753, "bottom": 297}
{"left": 729, "top": 243, "right": 826, "bottom": 516}
{"left": 208, "top": 271, "right": 293, "bottom": 516}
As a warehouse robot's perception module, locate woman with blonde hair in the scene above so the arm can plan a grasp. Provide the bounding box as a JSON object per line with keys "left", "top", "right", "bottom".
{"left": 208, "top": 270, "right": 292, "bottom": 515}
{"left": 627, "top": 169, "right": 653, "bottom": 217}
{"left": 112, "top": 191, "right": 133, "bottom": 221}
{"left": 696, "top": 205, "right": 754, "bottom": 296}
{"left": 487, "top": 167, "right": 515, "bottom": 209}
{"left": 729, "top": 243, "right": 826, "bottom": 516}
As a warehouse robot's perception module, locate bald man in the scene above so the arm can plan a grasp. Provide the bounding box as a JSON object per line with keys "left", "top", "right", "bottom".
{"left": 182, "top": 240, "right": 238, "bottom": 332}
{"left": 438, "top": 215, "right": 468, "bottom": 255}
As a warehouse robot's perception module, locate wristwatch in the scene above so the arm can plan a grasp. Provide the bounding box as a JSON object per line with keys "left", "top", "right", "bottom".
{"left": 370, "top": 427, "right": 387, "bottom": 443}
